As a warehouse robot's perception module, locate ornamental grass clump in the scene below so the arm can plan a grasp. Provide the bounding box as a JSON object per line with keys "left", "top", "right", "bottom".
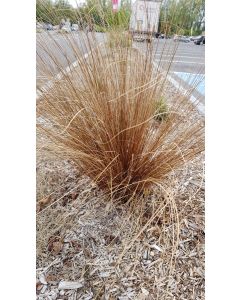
{"left": 108, "top": 30, "right": 132, "bottom": 48}
{"left": 37, "top": 5, "right": 204, "bottom": 202}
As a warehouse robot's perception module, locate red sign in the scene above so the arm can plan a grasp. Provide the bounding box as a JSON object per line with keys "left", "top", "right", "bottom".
{"left": 112, "top": 0, "right": 118, "bottom": 12}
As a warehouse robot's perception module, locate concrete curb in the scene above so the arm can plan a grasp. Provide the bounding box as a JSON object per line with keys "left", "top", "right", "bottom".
{"left": 133, "top": 44, "right": 205, "bottom": 115}
{"left": 37, "top": 55, "right": 86, "bottom": 100}
{"left": 37, "top": 42, "right": 103, "bottom": 100}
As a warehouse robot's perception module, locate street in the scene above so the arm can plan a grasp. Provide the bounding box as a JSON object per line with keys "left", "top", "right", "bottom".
{"left": 135, "top": 38, "right": 205, "bottom": 103}
{"left": 37, "top": 32, "right": 205, "bottom": 103}
{"left": 36, "top": 31, "right": 105, "bottom": 89}
{"left": 152, "top": 38, "right": 205, "bottom": 74}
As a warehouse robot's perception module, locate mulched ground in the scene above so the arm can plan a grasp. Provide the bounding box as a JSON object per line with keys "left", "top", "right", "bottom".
{"left": 36, "top": 51, "right": 204, "bottom": 299}
{"left": 36, "top": 151, "right": 204, "bottom": 300}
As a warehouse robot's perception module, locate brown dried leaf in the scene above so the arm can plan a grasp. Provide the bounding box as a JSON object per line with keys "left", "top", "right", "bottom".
{"left": 70, "top": 192, "right": 79, "bottom": 200}
{"left": 52, "top": 241, "right": 63, "bottom": 254}
{"left": 45, "top": 273, "right": 58, "bottom": 283}
{"left": 47, "top": 236, "right": 63, "bottom": 254}
{"left": 39, "top": 196, "right": 51, "bottom": 209}
{"left": 36, "top": 281, "right": 43, "bottom": 292}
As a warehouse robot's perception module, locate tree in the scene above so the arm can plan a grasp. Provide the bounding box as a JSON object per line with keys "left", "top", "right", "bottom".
{"left": 159, "top": 0, "right": 205, "bottom": 35}
{"left": 36, "top": 0, "right": 78, "bottom": 25}
{"left": 36, "top": 0, "right": 55, "bottom": 23}
{"left": 76, "top": 0, "right": 130, "bottom": 29}
{"left": 53, "top": 0, "right": 77, "bottom": 23}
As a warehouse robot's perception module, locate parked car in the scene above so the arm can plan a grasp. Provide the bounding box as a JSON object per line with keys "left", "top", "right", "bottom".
{"left": 160, "top": 33, "right": 170, "bottom": 39}
{"left": 61, "top": 25, "right": 71, "bottom": 33}
{"left": 173, "top": 35, "right": 190, "bottom": 42}
{"left": 155, "top": 33, "right": 171, "bottom": 39}
{"left": 59, "top": 19, "right": 71, "bottom": 33}
{"left": 194, "top": 35, "right": 205, "bottom": 45}
{"left": 46, "top": 23, "right": 53, "bottom": 31}
{"left": 190, "top": 35, "right": 200, "bottom": 41}
{"left": 71, "top": 24, "right": 79, "bottom": 31}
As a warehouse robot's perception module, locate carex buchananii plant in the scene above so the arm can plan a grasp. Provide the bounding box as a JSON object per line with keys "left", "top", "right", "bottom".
{"left": 36, "top": 1, "right": 204, "bottom": 202}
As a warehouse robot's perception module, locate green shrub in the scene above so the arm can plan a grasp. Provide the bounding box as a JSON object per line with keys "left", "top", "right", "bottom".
{"left": 154, "top": 97, "right": 168, "bottom": 122}
{"left": 94, "top": 24, "right": 107, "bottom": 32}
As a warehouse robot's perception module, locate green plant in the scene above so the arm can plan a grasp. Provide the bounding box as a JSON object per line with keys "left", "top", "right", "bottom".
{"left": 154, "top": 97, "right": 168, "bottom": 122}
{"left": 94, "top": 24, "right": 107, "bottom": 32}
{"left": 159, "top": 0, "right": 205, "bottom": 36}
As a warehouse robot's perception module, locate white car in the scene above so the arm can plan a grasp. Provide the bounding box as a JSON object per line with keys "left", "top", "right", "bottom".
{"left": 71, "top": 24, "right": 79, "bottom": 31}
{"left": 61, "top": 25, "right": 71, "bottom": 33}
{"left": 173, "top": 35, "right": 190, "bottom": 43}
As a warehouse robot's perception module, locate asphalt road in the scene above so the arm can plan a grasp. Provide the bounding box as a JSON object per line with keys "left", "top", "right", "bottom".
{"left": 37, "top": 32, "right": 205, "bottom": 104}
{"left": 153, "top": 38, "right": 204, "bottom": 74}
{"left": 134, "top": 38, "right": 205, "bottom": 104}
{"left": 36, "top": 31, "right": 105, "bottom": 89}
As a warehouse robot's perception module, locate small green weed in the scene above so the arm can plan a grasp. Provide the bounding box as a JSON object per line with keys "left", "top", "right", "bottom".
{"left": 154, "top": 97, "right": 168, "bottom": 122}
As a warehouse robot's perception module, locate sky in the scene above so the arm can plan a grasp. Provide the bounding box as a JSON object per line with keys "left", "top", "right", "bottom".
{"left": 68, "top": 0, "right": 86, "bottom": 8}
{"left": 67, "top": 0, "right": 127, "bottom": 8}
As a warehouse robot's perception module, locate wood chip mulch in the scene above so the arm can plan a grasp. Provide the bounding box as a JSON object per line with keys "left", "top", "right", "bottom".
{"left": 36, "top": 153, "right": 204, "bottom": 300}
